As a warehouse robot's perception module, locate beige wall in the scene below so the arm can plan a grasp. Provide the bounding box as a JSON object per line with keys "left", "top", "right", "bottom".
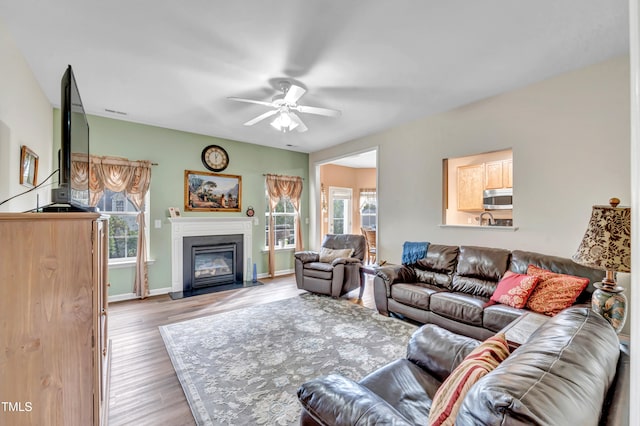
{"left": 0, "top": 19, "right": 53, "bottom": 212}
{"left": 310, "top": 55, "right": 630, "bottom": 296}
{"left": 319, "top": 164, "right": 376, "bottom": 240}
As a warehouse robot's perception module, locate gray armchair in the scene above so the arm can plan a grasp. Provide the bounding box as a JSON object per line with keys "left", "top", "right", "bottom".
{"left": 294, "top": 234, "right": 366, "bottom": 298}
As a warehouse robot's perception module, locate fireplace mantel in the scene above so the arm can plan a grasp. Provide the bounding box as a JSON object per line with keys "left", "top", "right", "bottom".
{"left": 169, "top": 217, "right": 253, "bottom": 292}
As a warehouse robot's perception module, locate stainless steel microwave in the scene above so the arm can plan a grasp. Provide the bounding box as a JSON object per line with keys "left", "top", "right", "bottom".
{"left": 483, "top": 188, "right": 513, "bottom": 210}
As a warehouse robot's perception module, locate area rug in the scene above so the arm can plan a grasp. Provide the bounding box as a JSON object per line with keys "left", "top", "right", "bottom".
{"left": 159, "top": 293, "right": 418, "bottom": 425}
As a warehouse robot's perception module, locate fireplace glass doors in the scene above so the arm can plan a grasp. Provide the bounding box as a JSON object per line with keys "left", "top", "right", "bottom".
{"left": 192, "top": 244, "right": 235, "bottom": 288}
{"left": 183, "top": 234, "right": 243, "bottom": 293}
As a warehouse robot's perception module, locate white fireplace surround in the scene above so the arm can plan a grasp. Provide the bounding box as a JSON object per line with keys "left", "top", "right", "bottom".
{"left": 170, "top": 217, "right": 253, "bottom": 293}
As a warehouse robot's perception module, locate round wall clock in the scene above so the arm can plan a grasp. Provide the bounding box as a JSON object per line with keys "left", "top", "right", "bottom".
{"left": 201, "top": 145, "right": 229, "bottom": 172}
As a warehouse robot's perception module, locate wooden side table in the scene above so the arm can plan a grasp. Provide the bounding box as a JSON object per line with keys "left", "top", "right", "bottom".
{"left": 359, "top": 264, "right": 379, "bottom": 300}
{"left": 500, "top": 312, "right": 549, "bottom": 349}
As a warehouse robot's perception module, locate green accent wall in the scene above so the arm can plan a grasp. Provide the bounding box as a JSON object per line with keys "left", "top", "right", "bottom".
{"left": 53, "top": 110, "right": 308, "bottom": 296}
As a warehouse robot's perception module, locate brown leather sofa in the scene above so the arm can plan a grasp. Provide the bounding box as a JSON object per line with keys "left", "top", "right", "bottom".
{"left": 294, "top": 234, "right": 366, "bottom": 298}
{"left": 298, "top": 306, "right": 629, "bottom": 425}
{"left": 374, "top": 244, "right": 605, "bottom": 340}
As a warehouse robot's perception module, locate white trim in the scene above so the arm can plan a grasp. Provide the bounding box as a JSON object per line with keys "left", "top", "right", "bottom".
{"left": 328, "top": 186, "right": 353, "bottom": 234}
{"left": 108, "top": 286, "right": 172, "bottom": 303}
{"left": 628, "top": 1, "right": 639, "bottom": 424}
{"left": 108, "top": 258, "right": 156, "bottom": 269}
{"left": 169, "top": 217, "right": 253, "bottom": 293}
{"left": 257, "top": 269, "right": 293, "bottom": 279}
{"left": 106, "top": 271, "right": 297, "bottom": 303}
{"left": 439, "top": 224, "right": 519, "bottom": 232}
{"left": 311, "top": 146, "right": 379, "bottom": 252}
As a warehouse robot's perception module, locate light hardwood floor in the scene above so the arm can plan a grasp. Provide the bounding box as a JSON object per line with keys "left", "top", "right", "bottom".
{"left": 107, "top": 274, "right": 376, "bottom": 426}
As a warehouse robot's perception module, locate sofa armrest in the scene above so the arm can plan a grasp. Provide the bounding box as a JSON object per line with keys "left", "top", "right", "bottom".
{"left": 406, "top": 324, "right": 480, "bottom": 382}
{"left": 375, "top": 264, "right": 416, "bottom": 296}
{"left": 297, "top": 374, "right": 412, "bottom": 426}
{"left": 295, "top": 251, "right": 319, "bottom": 263}
{"left": 331, "top": 256, "right": 362, "bottom": 266}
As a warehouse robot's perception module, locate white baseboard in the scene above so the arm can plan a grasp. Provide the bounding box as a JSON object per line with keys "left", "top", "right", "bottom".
{"left": 107, "top": 270, "right": 293, "bottom": 303}
{"left": 108, "top": 286, "right": 172, "bottom": 303}
{"left": 259, "top": 268, "right": 294, "bottom": 279}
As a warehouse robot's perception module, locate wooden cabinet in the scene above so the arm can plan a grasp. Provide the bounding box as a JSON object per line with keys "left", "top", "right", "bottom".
{"left": 457, "top": 164, "right": 485, "bottom": 211}
{"left": 503, "top": 159, "right": 513, "bottom": 188}
{"left": 484, "top": 159, "right": 513, "bottom": 189}
{"left": 0, "top": 213, "right": 110, "bottom": 426}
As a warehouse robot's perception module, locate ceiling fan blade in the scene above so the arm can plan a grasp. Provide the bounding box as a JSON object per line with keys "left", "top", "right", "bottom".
{"left": 228, "top": 97, "right": 275, "bottom": 108}
{"left": 295, "top": 105, "right": 342, "bottom": 117}
{"left": 244, "top": 109, "right": 278, "bottom": 126}
{"left": 284, "top": 84, "right": 306, "bottom": 104}
{"left": 289, "top": 112, "right": 308, "bottom": 132}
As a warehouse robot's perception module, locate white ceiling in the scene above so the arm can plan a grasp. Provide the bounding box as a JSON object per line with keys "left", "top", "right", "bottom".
{"left": 0, "top": 1, "right": 629, "bottom": 157}
{"left": 328, "top": 150, "right": 377, "bottom": 169}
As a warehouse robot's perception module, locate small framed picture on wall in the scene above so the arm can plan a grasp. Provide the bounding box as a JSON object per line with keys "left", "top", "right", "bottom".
{"left": 20, "top": 145, "right": 39, "bottom": 187}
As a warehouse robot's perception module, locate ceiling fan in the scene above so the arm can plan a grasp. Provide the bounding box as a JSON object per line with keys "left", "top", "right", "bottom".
{"left": 228, "top": 81, "right": 341, "bottom": 133}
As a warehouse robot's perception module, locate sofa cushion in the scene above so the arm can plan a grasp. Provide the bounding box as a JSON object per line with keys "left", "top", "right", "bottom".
{"left": 456, "top": 307, "right": 620, "bottom": 426}
{"left": 413, "top": 244, "right": 459, "bottom": 288}
{"left": 360, "top": 359, "right": 438, "bottom": 424}
{"left": 489, "top": 271, "right": 540, "bottom": 309}
{"left": 303, "top": 262, "right": 334, "bottom": 280}
{"left": 525, "top": 264, "right": 589, "bottom": 316}
{"left": 318, "top": 247, "right": 354, "bottom": 263}
{"left": 297, "top": 373, "right": 413, "bottom": 425}
{"left": 391, "top": 283, "right": 445, "bottom": 311}
{"left": 320, "top": 233, "right": 366, "bottom": 260}
{"left": 482, "top": 304, "right": 525, "bottom": 332}
{"left": 428, "top": 333, "right": 510, "bottom": 426}
{"left": 451, "top": 246, "right": 510, "bottom": 298}
{"left": 430, "top": 292, "right": 487, "bottom": 327}
{"left": 406, "top": 324, "right": 480, "bottom": 383}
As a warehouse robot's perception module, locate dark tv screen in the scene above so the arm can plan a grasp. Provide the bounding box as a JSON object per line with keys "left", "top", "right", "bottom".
{"left": 50, "top": 65, "right": 91, "bottom": 211}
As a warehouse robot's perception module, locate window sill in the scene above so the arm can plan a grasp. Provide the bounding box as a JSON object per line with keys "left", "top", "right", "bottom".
{"left": 261, "top": 246, "right": 296, "bottom": 253}
{"left": 439, "top": 224, "right": 519, "bottom": 231}
{"left": 108, "top": 258, "right": 156, "bottom": 268}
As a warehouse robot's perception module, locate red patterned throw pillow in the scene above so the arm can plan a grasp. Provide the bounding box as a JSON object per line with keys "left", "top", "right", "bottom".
{"left": 525, "top": 264, "right": 589, "bottom": 316}
{"left": 428, "top": 333, "right": 510, "bottom": 426}
{"left": 490, "top": 271, "right": 540, "bottom": 309}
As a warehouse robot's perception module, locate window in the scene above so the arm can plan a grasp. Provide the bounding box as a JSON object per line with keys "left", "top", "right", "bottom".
{"left": 95, "top": 189, "right": 142, "bottom": 261}
{"left": 443, "top": 149, "right": 513, "bottom": 226}
{"left": 359, "top": 189, "right": 377, "bottom": 229}
{"left": 265, "top": 195, "right": 297, "bottom": 248}
{"left": 329, "top": 186, "right": 352, "bottom": 234}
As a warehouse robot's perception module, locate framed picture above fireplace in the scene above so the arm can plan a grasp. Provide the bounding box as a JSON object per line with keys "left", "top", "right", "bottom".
{"left": 184, "top": 170, "right": 242, "bottom": 212}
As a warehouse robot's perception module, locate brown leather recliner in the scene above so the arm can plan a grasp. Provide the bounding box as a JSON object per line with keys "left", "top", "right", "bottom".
{"left": 294, "top": 234, "right": 366, "bottom": 298}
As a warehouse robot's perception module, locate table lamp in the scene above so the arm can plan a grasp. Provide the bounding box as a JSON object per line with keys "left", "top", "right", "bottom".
{"left": 572, "top": 198, "right": 631, "bottom": 333}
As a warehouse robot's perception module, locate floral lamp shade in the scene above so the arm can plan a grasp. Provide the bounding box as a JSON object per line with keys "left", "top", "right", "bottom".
{"left": 573, "top": 202, "right": 631, "bottom": 272}
{"left": 572, "top": 198, "right": 631, "bottom": 333}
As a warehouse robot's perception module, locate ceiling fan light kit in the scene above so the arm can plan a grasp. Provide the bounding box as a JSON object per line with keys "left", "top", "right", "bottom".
{"left": 270, "top": 111, "right": 298, "bottom": 132}
{"left": 228, "top": 80, "right": 340, "bottom": 133}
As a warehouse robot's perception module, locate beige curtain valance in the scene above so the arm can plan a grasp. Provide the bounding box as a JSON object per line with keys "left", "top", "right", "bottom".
{"left": 71, "top": 154, "right": 152, "bottom": 298}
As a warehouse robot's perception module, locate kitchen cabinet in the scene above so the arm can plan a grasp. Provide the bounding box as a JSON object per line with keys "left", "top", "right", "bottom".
{"left": 485, "top": 159, "right": 513, "bottom": 189}
{"left": 457, "top": 164, "right": 485, "bottom": 211}
{"left": 0, "top": 213, "right": 110, "bottom": 426}
{"left": 503, "top": 159, "right": 513, "bottom": 188}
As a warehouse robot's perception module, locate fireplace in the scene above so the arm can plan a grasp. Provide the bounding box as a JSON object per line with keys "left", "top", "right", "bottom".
{"left": 183, "top": 234, "right": 243, "bottom": 292}
{"left": 169, "top": 217, "right": 254, "bottom": 298}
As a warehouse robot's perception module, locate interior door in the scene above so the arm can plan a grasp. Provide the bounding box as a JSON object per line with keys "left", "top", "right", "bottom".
{"left": 328, "top": 187, "right": 352, "bottom": 234}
